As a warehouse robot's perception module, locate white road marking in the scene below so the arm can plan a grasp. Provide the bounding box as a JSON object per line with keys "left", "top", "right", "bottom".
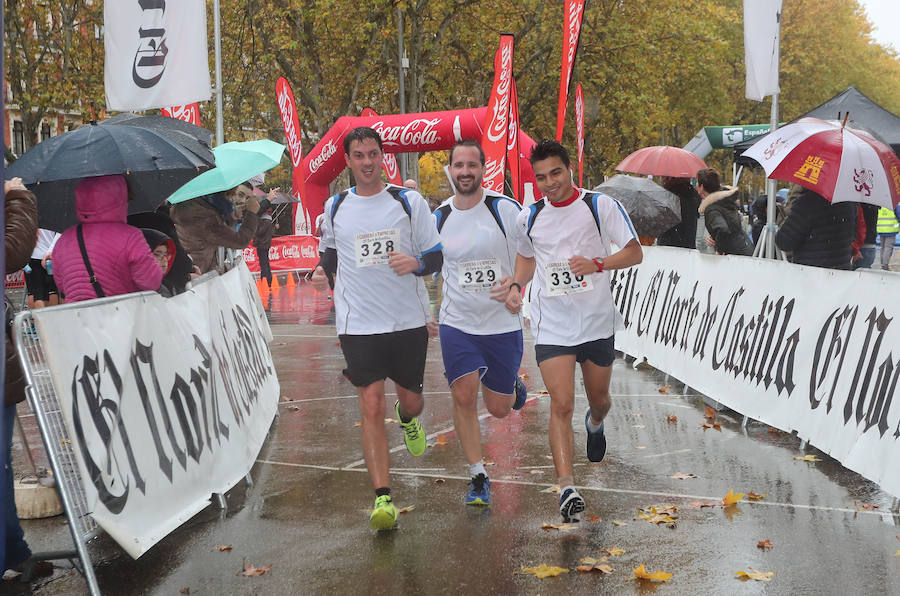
{"left": 642, "top": 448, "right": 692, "bottom": 459}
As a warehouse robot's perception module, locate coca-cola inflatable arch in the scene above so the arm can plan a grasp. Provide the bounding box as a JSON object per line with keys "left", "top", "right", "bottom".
{"left": 300, "top": 107, "right": 538, "bottom": 224}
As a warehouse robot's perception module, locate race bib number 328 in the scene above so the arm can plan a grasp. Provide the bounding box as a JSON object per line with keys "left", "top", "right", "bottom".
{"left": 354, "top": 229, "right": 401, "bottom": 267}
{"left": 544, "top": 261, "right": 593, "bottom": 296}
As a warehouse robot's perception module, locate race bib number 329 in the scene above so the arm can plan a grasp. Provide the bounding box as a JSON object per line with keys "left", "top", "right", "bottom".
{"left": 545, "top": 261, "right": 593, "bottom": 296}
{"left": 354, "top": 229, "right": 401, "bottom": 267}
{"left": 458, "top": 259, "right": 500, "bottom": 292}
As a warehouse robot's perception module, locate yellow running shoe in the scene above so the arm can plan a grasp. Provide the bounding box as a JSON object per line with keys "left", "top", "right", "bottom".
{"left": 369, "top": 494, "right": 398, "bottom": 530}
{"left": 395, "top": 401, "right": 426, "bottom": 456}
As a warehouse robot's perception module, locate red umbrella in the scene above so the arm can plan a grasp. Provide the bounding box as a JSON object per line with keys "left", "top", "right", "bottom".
{"left": 616, "top": 145, "right": 708, "bottom": 178}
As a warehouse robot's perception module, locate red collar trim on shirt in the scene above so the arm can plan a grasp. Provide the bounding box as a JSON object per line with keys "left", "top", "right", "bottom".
{"left": 548, "top": 188, "right": 581, "bottom": 208}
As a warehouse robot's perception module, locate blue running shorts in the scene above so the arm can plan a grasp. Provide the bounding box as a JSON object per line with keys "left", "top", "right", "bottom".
{"left": 439, "top": 325, "right": 524, "bottom": 395}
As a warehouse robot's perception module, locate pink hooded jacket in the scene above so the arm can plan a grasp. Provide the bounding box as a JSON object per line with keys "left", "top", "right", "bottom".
{"left": 53, "top": 175, "right": 163, "bottom": 302}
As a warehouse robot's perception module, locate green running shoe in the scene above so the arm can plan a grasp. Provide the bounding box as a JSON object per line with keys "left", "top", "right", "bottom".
{"left": 395, "top": 401, "right": 426, "bottom": 456}
{"left": 369, "top": 494, "right": 398, "bottom": 530}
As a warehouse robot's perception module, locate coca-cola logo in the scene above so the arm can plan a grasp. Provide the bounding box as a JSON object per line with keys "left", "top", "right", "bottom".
{"left": 281, "top": 245, "right": 301, "bottom": 259}
{"left": 384, "top": 153, "right": 400, "bottom": 180}
{"left": 277, "top": 86, "right": 303, "bottom": 168}
{"left": 482, "top": 156, "right": 505, "bottom": 191}
{"left": 309, "top": 139, "right": 337, "bottom": 174}
{"left": 301, "top": 244, "right": 317, "bottom": 258}
{"left": 164, "top": 104, "right": 199, "bottom": 125}
{"left": 487, "top": 43, "right": 513, "bottom": 143}
{"left": 564, "top": 1, "right": 584, "bottom": 88}
{"left": 371, "top": 118, "right": 441, "bottom": 147}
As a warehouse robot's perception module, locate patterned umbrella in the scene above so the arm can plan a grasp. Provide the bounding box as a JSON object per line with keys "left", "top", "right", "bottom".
{"left": 595, "top": 175, "right": 681, "bottom": 237}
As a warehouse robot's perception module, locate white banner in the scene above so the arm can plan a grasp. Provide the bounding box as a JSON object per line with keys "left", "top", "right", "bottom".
{"left": 743, "top": 0, "right": 782, "bottom": 101}
{"left": 105, "top": 0, "right": 212, "bottom": 111}
{"left": 33, "top": 264, "right": 279, "bottom": 558}
{"left": 614, "top": 247, "right": 900, "bottom": 497}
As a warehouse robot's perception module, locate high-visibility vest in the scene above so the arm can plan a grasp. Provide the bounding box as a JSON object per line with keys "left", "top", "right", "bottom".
{"left": 877, "top": 207, "right": 899, "bottom": 235}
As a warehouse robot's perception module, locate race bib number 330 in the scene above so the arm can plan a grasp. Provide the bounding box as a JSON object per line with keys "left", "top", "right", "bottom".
{"left": 545, "top": 261, "right": 593, "bottom": 296}
{"left": 458, "top": 259, "right": 500, "bottom": 292}
{"left": 354, "top": 229, "right": 401, "bottom": 267}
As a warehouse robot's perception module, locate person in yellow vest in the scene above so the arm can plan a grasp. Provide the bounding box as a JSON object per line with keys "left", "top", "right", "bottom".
{"left": 876, "top": 205, "right": 900, "bottom": 271}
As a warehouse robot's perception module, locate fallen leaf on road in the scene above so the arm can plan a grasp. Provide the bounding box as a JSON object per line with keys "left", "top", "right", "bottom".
{"left": 539, "top": 390, "right": 550, "bottom": 395}
{"left": 519, "top": 373, "right": 529, "bottom": 379}
{"left": 602, "top": 547, "right": 625, "bottom": 556}
{"left": 434, "top": 478, "right": 445, "bottom": 484}
{"left": 747, "top": 492, "right": 766, "bottom": 501}
{"left": 579, "top": 556, "right": 609, "bottom": 565}
{"left": 384, "top": 417, "right": 397, "bottom": 424}
{"left": 633, "top": 564, "right": 673, "bottom": 582}
{"left": 240, "top": 558, "right": 272, "bottom": 577}
{"left": 793, "top": 454, "right": 822, "bottom": 462}
{"left": 688, "top": 500, "right": 718, "bottom": 508}
{"left": 483, "top": 460, "right": 496, "bottom": 466}
{"left": 722, "top": 489, "right": 745, "bottom": 505}
{"left": 636, "top": 505, "right": 678, "bottom": 527}
{"left": 397, "top": 505, "right": 415, "bottom": 514}
{"left": 633, "top": 424, "right": 646, "bottom": 428}
{"left": 667, "top": 414, "right": 678, "bottom": 424}
{"left": 354, "top": 421, "right": 361, "bottom": 427}
{"left": 577, "top": 561, "right": 613, "bottom": 574}
{"left": 757, "top": 539, "right": 773, "bottom": 550}
{"left": 215, "top": 545, "right": 233, "bottom": 552}
{"left": 434, "top": 435, "right": 448, "bottom": 446}
{"left": 587, "top": 515, "right": 602, "bottom": 522}
{"left": 735, "top": 568, "right": 774, "bottom": 581}
{"left": 517, "top": 564, "right": 569, "bottom": 578}
{"left": 701, "top": 420, "right": 722, "bottom": 431}
{"left": 541, "top": 522, "right": 577, "bottom": 531}
{"left": 704, "top": 406, "right": 717, "bottom": 420}
{"left": 854, "top": 500, "right": 878, "bottom": 511}
{"left": 670, "top": 473, "right": 697, "bottom": 480}
{"left": 287, "top": 406, "right": 300, "bottom": 412}
{"left": 612, "top": 520, "right": 628, "bottom": 526}
{"left": 550, "top": 485, "right": 560, "bottom": 493}
{"left": 658, "top": 385, "right": 671, "bottom": 394}
{"left": 180, "top": 589, "right": 190, "bottom": 595}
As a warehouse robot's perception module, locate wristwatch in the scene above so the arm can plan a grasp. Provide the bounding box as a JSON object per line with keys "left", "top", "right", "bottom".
{"left": 592, "top": 257, "right": 605, "bottom": 272}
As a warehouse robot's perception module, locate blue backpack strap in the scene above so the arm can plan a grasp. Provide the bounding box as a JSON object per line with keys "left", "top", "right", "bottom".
{"left": 525, "top": 200, "right": 546, "bottom": 239}
{"left": 434, "top": 204, "right": 452, "bottom": 232}
{"left": 384, "top": 185, "right": 413, "bottom": 218}
{"left": 581, "top": 192, "right": 604, "bottom": 241}
{"left": 329, "top": 190, "right": 350, "bottom": 225}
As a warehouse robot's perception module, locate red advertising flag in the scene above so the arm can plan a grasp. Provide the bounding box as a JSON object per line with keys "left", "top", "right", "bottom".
{"left": 482, "top": 34, "right": 515, "bottom": 194}
{"left": 161, "top": 104, "right": 202, "bottom": 126}
{"left": 362, "top": 107, "right": 403, "bottom": 185}
{"left": 575, "top": 83, "right": 585, "bottom": 188}
{"left": 555, "top": 0, "right": 586, "bottom": 142}
{"left": 506, "top": 78, "right": 522, "bottom": 202}
{"left": 275, "top": 76, "right": 307, "bottom": 234}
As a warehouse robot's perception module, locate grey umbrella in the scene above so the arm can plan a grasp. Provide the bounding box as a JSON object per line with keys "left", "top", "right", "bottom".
{"left": 594, "top": 174, "right": 681, "bottom": 237}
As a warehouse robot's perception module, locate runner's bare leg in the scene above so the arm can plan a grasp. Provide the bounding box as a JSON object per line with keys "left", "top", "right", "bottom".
{"left": 581, "top": 360, "right": 612, "bottom": 425}
{"left": 539, "top": 354, "right": 578, "bottom": 487}
{"left": 359, "top": 381, "right": 389, "bottom": 488}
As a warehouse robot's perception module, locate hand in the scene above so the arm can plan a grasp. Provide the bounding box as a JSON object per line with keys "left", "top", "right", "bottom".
{"left": 505, "top": 285, "right": 523, "bottom": 314}
{"left": 41, "top": 253, "right": 52, "bottom": 268}
{"left": 4, "top": 177, "right": 25, "bottom": 193}
{"left": 490, "top": 275, "right": 513, "bottom": 302}
{"left": 190, "top": 266, "right": 202, "bottom": 280}
{"left": 426, "top": 320, "right": 439, "bottom": 338}
{"left": 852, "top": 249, "right": 862, "bottom": 262}
{"left": 705, "top": 236, "right": 716, "bottom": 247}
{"left": 267, "top": 187, "right": 280, "bottom": 200}
{"left": 311, "top": 266, "right": 329, "bottom": 290}
{"left": 568, "top": 255, "right": 598, "bottom": 276}
{"left": 388, "top": 251, "right": 419, "bottom": 275}
{"left": 245, "top": 196, "right": 260, "bottom": 214}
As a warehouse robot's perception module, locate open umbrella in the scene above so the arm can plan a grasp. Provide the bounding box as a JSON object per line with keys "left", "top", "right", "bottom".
{"left": 594, "top": 175, "right": 681, "bottom": 237}
{"left": 741, "top": 117, "right": 900, "bottom": 209}
{"left": 100, "top": 113, "right": 214, "bottom": 164}
{"left": 166, "top": 140, "right": 286, "bottom": 204}
{"left": 616, "top": 146, "right": 708, "bottom": 178}
{"left": 6, "top": 121, "right": 214, "bottom": 232}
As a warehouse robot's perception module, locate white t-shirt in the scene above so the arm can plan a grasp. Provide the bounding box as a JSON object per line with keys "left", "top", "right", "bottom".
{"left": 321, "top": 184, "right": 442, "bottom": 335}
{"left": 31, "top": 229, "right": 60, "bottom": 260}
{"left": 435, "top": 190, "right": 522, "bottom": 335}
{"left": 515, "top": 188, "right": 638, "bottom": 346}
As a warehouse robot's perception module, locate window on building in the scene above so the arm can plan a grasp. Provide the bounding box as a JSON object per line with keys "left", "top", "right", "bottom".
{"left": 41, "top": 122, "right": 52, "bottom": 141}
{"left": 13, "top": 121, "right": 25, "bottom": 156}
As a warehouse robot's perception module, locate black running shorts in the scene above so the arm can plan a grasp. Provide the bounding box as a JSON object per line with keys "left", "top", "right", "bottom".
{"left": 23, "top": 259, "right": 58, "bottom": 302}
{"left": 339, "top": 326, "right": 429, "bottom": 392}
{"left": 535, "top": 336, "right": 615, "bottom": 367}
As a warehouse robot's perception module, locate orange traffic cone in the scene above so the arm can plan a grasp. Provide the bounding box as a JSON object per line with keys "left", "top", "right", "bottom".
{"left": 271, "top": 274, "right": 281, "bottom": 290}
{"left": 286, "top": 272, "right": 296, "bottom": 288}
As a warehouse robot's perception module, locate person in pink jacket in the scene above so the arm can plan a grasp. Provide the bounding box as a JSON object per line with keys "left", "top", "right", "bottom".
{"left": 53, "top": 175, "right": 163, "bottom": 302}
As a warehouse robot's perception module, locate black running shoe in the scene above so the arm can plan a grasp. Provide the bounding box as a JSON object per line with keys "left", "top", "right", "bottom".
{"left": 585, "top": 410, "right": 607, "bottom": 462}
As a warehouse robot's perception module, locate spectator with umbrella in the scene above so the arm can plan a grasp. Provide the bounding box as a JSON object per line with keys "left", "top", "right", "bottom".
{"left": 697, "top": 168, "right": 753, "bottom": 256}
{"left": 657, "top": 177, "right": 701, "bottom": 249}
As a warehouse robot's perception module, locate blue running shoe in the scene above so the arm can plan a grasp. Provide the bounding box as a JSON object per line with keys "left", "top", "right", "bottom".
{"left": 465, "top": 473, "right": 491, "bottom": 506}
{"left": 513, "top": 377, "right": 528, "bottom": 411}
{"left": 559, "top": 487, "right": 585, "bottom": 522}
{"left": 585, "top": 410, "right": 607, "bottom": 462}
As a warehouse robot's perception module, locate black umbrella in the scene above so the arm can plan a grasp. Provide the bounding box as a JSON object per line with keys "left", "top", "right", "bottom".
{"left": 595, "top": 175, "right": 681, "bottom": 237}
{"left": 6, "top": 120, "right": 214, "bottom": 232}
{"left": 100, "top": 113, "right": 214, "bottom": 164}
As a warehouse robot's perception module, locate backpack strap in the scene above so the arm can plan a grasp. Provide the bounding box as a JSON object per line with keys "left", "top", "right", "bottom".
{"left": 328, "top": 190, "right": 350, "bottom": 226}
{"left": 483, "top": 193, "right": 509, "bottom": 237}
{"left": 434, "top": 204, "right": 452, "bottom": 233}
{"left": 581, "top": 193, "right": 605, "bottom": 241}
{"left": 525, "top": 200, "right": 546, "bottom": 239}
{"left": 384, "top": 185, "right": 413, "bottom": 218}
{"left": 76, "top": 224, "right": 105, "bottom": 298}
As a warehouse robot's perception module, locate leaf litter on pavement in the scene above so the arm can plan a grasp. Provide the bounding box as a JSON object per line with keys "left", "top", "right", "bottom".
{"left": 576, "top": 556, "right": 613, "bottom": 574}
{"left": 722, "top": 489, "right": 745, "bottom": 506}
{"left": 602, "top": 547, "right": 625, "bottom": 556}
{"left": 670, "top": 472, "right": 697, "bottom": 480}
{"left": 636, "top": 504, "right": 678, "bottom": 528}
{"left": 757, "top": 539, "right": 774, "bottom": 550}
{"left": 240, "top": 558, "right": 272, "bottom": 577}
{"left": 541, "top": 522, "right": 577, "bottom": 531}
{"left": 632, "top": 564, "right": 673, "bottom": 582}
{"left": 735, "top": 568, "right": 774, "bottom": 581}
{"left": 516, "top": 563, "right": 569, "bottom": 578}
{"left": 793, "top": 454, "right": 822, "bottom": 462}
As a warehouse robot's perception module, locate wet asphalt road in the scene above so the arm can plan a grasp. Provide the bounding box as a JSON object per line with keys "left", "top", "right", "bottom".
{"left": 13, "top": 278, "right": 900, "bottom": 595}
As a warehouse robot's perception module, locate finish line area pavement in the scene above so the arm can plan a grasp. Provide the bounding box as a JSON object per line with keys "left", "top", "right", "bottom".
{"left": 18, "top": 281, "right": 900, "bottom": 595}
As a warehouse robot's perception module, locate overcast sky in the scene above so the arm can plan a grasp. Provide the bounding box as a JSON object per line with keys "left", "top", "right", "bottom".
{"left": 856, "top": 0, "right": 900, "bottom": 53}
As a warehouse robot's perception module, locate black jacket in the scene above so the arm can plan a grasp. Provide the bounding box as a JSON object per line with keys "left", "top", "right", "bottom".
{"left": 775, "top": 188, "right": 857, "bottom": 270}
{"left": 658, "top": 181, "right": 700, "bottom": 249}
{"left": 699, "top": 187, "right": 753, "bottom": 256}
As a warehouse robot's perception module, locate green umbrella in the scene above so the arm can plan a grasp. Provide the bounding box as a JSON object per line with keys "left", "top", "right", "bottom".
{"left": 166, "top": 139, "right": 286, "bottom": 204}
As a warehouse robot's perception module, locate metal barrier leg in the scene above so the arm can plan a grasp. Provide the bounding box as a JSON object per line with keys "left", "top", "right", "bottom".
{"left": 214, "top": 493, "right": 227, "bottom": 510}
{"left": 245, "top": 473, "right": 254, "bottom": 487}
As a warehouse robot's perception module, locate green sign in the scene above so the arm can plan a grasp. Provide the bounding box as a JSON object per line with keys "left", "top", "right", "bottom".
{"left": 703, "top": 124, "right": 784, "bottom": 149}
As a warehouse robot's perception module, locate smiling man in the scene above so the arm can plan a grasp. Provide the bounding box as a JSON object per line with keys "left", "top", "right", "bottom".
{"left": 433, "top": 140, "right": 527, "bottom": 507}
{"left": 311, "top": 127, "right": 443, "bottom": 530}
{"left": 505, "top": 139, "right": 642, "bottom": 523}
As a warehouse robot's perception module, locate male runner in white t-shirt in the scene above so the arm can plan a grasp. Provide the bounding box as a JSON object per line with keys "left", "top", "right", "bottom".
{"left": 434, "top": 140, "right": 527, "bottom": 507}
{"left": 505, "top": 139, "right": 642, "bottom": 522}
{"left": 311, "top": 127, "right": 443, "bottom": 530}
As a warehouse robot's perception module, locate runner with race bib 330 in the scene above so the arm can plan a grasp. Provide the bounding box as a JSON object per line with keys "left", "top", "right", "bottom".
{"left": 504, "top": 139, "right": 642, "bottom": 523}
{"left": 433, "top": 140, "right": 527, "bottom": 507}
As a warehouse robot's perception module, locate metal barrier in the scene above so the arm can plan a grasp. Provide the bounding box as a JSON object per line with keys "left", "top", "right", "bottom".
{"left": 12, "top": 292, "right": 155, "bottom": 595}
